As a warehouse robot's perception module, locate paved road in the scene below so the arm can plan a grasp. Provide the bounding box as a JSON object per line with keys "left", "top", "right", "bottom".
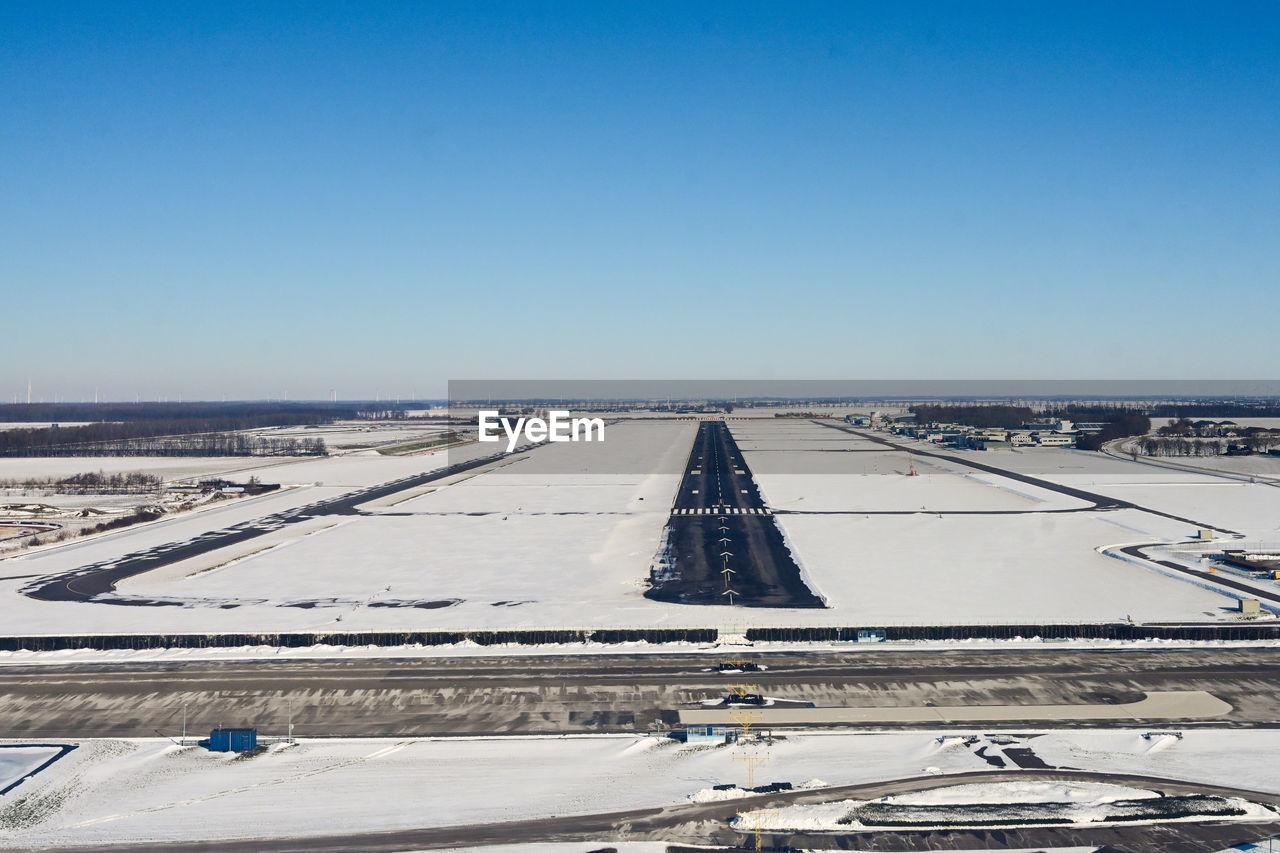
{"left": 645, "top": 421, "right": 824, "bottom": 608}
{"left": 1, "top": 648, "right": 1277, "bottom": 738}
{"left": 681, "top": 689, "right": 1232, "bottom": 725}
{"left": 1120, "top": 543, "right": 1280, "bottom": 609}
{"left": 18, "top": 769, "right": 1280, "bottom": 852}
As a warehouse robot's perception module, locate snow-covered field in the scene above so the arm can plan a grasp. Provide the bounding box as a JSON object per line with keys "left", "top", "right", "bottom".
{"left": 0, "top": 423, "right": 96, "bottom": 431}
{"left": 739, "top": 778, "right": 1275, "bottom": 832}
{"left": 0, "top": 456, "right": 270, "bottom": 483}
{"left": 460, "top": 840, "right": 670, "bottom": 845}
{"left": 1212, "top": 418, "right": 1280, "bottom": 429}
{"left": 116, "top": 505, "right": 671, "bottom": 626}
{"left": 0, "top": 419, "right": 1275, "bottom": 635}
{"left": 887, "top": 780, "right": 1157, "bottom": 805}
{"left": 0, "top": 747, "right": 63, "bottom": 793}
{"left": 3, "top": 729, "right": 1278, "bottom": 847}
{"left": 254, "top": 421, "right": 451, "bottom": 450}
{"left": 742, "top": 422, "right": 1274, "bottom": 623}
{"left": 774, "top": 511, "right": 1235, "bottom": 623}
{"left": 2, "top": 635, "right": 1278, "bottom": 668}
{"left": 0, "top": 443, "right": 457, "bottom": 487}
{"left": 1089, "top": 482, "right": 1280, "bottom": 532}
{"left": 1119, "top": 448, "right": 1280, "bottom": 482}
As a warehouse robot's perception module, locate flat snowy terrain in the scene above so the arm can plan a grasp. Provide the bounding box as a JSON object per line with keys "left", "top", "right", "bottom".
{"left": 774, "top": 511, "right": 1232, "bottom": 622}
{"left": 0, "top": 418, "right": 1274, "bottom": 634}
{"left": 742, "top": 778, "right": 1275, "bottom": 832}
{"left": 3, "top": 729, "right": 1278, "bottom": 847}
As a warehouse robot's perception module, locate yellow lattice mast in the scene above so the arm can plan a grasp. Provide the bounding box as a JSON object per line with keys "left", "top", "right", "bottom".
{"left": 732, "top": 751, "right": 770, "bottom": 789}
{"left": 728, "top": 709, "right": 762, "bottom": 739}
{"left": 736, "top": 808, "right": 780, "bottom": 851}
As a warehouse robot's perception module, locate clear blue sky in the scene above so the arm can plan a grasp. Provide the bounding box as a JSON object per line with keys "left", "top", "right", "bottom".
{"left": 3, "top": 1, "right": 1277, "bottom": 400}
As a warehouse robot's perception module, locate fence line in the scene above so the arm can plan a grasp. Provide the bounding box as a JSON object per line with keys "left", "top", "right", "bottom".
{"left": 0, "top": 621, "right": 1276, "bottom": 652}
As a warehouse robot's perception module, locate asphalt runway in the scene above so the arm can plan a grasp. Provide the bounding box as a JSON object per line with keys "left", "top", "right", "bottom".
{"left": 2, "top": 648, "right": 1278, "bottom": 738}
{"left": 645, "top": 421, "right": 824, "bottom": 608}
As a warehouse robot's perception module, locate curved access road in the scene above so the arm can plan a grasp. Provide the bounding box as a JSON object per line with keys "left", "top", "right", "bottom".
{"left": 817, "top": 422, "right": 1243, "bottom": 535}
{"left": 18, "top": 769, "right": 1280, "bottom": 852}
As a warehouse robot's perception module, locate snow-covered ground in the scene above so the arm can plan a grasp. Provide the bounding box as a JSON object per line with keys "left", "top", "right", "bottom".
{"left": 1114, "top": 444, "right": 1280, "bottom": 482}
{"left": 1090, "top": 481, "right": 1280, "bottom": 532}
{"left": 0, "top": 445, "right": 454, "bottom": 487}
{"left": 887, "top": 780, "right": 1156, "bottom": 805}
{"left": 3, "top": 729, "right": 1278, "bottom": 848}
{"left": 774, "top": 511, "right": 1235, "bottom": 623}
{"left": 0, "top": 457, "right": 272, "bottom": 483}
{"left": 738, "top": 778, "right": 1275, "bottom": 832}
{"left": 741, "top": 423, "right": 1268, "bottom": 623}
{"left": 455, "top": 840, "right": 670, "bottom": 845}
{"left": 117, "top": 502, "right": 671, "bottom": 625}
{"left": 2, "top": 635, "right": 1278, "bottom": 668}
{"left": 0, "top": 423, "right": 96, "bottom": 431}
{"left": 0, "top": 747, "right": 64, "bottom": 793}
{"left": 254, "top": 421, "right": 451, "bottom": 450}
{"left": 755, "top": 469, "right": 1075, "bottom": 512}
{"left": 0, "top": 419, "right": 1275, "bottom": 635}
{"left": 0, "top": 494, "right": 146, "bottom": 510}
{"left": 1207, "top": 418, "right": 1280, "bottom": 429}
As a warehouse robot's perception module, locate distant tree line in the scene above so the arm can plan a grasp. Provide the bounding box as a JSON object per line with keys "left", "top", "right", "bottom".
{"left": 1136, "top": 436, "right": 1280, "bottom": 457}
{"left": 0, "top": 401, "right": 366, "bottom": 424}
{"left": 1043, "top": 402, "right": 1148, "bottom": 415}
{"left": 0, "top": 470, "right": 163, "bottom": 493}
{"left": 0, "top": 418, "right": 329, "bottom": 457}
{"left": 1140, "top": 437, "right": 1223, "bottom": 457}
{"left": 911, "top": 405, "right": 1034, "bottom": 428}
{"left": 1156, "top": 418, "right": 1278, "bottom": 439}
{"left": 1136, "top": 418, "right": 1280, "bottom": 457}
{"left": 1149, "top": 402, "right": 1280, "bottom": 419}
{"left": 1074, "top": 413, "right": 1151, "bottom": 451}
{"left": 0, "top": 434, "right": 326, "bottom": 458}
{"left": 1043, "top": 401, "right": 1280, "bottom": 419}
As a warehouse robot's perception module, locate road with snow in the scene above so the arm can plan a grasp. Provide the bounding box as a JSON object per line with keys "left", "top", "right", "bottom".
{"left": 2, "top": 647, "right": 1279, "bottom": 738}
{"left": 21, "top": 769, "right": 1280, "bottom": 852}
